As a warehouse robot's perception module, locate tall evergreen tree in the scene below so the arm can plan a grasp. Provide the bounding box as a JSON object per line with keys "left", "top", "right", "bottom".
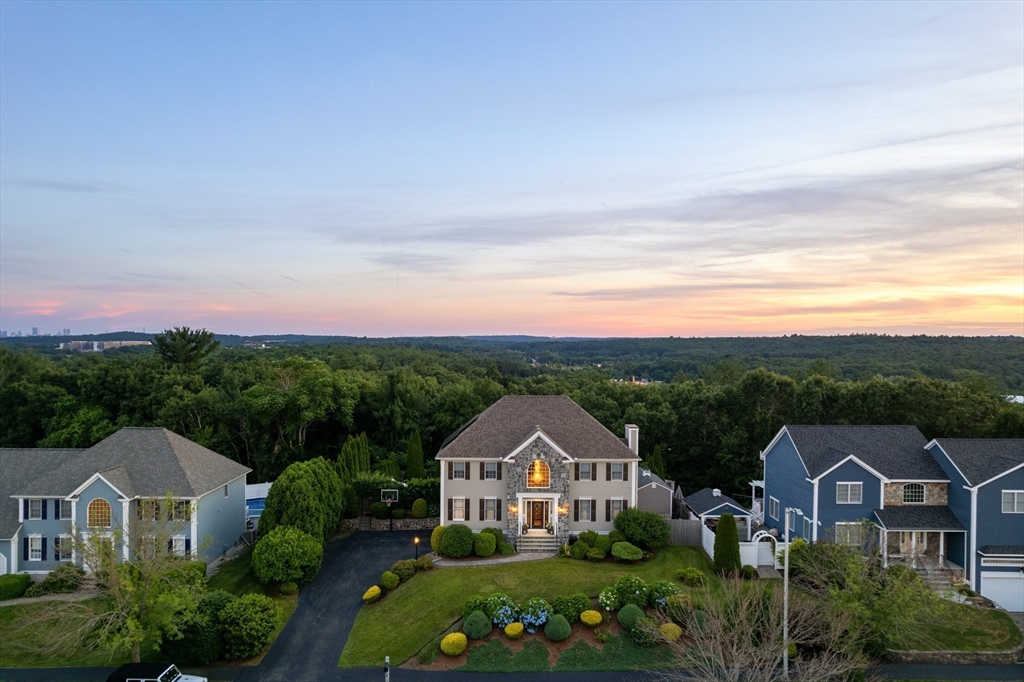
{"left": 405, "top": 431, "right": 425, "bottom": 479}
{"left": 713, "top": 512, "right": 742, "bottom": 575}
{"left": 645, "top": 444, "right": 666, "bottom": 480}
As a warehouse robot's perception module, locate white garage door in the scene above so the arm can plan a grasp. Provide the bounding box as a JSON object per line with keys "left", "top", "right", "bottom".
{"left": 980, "top": 572, "right": 1024, "bottom": 612}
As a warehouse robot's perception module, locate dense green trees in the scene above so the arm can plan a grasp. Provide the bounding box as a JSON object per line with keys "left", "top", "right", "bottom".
{"left": 153, "top": 327, "right": 220, "bottom": 369}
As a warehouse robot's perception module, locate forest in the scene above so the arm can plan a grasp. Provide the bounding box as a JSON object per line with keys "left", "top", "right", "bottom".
{"left": 1, "top": 333, "right": 1021, "bottom": 502}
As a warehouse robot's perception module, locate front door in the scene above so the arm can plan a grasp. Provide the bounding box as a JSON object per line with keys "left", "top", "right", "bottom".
{"left": 531, "top": 501, "right": 546, "bottom": 529}
{"left": 900, "top": 531, "right": 926, "bottom": 555}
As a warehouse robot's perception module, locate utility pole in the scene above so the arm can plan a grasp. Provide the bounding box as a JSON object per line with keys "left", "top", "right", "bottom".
{"left": 783, "top": 506, "right": 802, "bottom": 679}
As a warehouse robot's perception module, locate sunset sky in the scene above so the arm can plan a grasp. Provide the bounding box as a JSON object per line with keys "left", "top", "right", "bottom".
{"left": 1, "top": 1, "right": 1021, "bottom": 337}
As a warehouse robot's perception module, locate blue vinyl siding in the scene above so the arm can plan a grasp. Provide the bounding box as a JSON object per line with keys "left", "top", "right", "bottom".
{"left": 196, "top": 476, "right": 246, "bottom": 561}
{"left": 974, "top": 467, "right": 1024, "bottom": 587}
{"left": 0, "top": 539, "right": 11, "bottom": 574}
{"left": 20, "top": 499, "right": 77, "bottom": 571}
{"left": 817, "top": 460, "right": 882, "bottom": 539}
{"left": 928, "top": 444, "right": 971, "bottom": 568}
{"left": 762, "top": 432, "right": 813, "bottom": 538}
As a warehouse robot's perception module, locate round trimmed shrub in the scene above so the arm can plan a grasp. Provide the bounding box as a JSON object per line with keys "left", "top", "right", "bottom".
{"left": 593, "top": 535, "right": 612, "bottom": 552}
{"left": 611, "top": 541, "right": 643, "bottom": 562}
{"left": 586, "top": 547, "right": 606, "bottom": 562}
{"left": 363, "top": 585, "right": 381, "bottom": 604}
{"left": 391, "top": 559, "right": 416, "bottom": 582}
{"left": 484, "top": 593, "right": 518, "bottom": 627}
{"left": 220, "top": 593, "right": 280, "bottom": 659}
{"left": 498, "top": 541, "right": 516, "bottom": 555}
{"left": 648, "top": 579, "right": 681, "bottom": 608}
{"left": 391, "top": 508, "right": 406, "bottom": 519}
{"left": 463, "top": 609, "right": 492, "bottom": 640}
{"left": 441, "top": 632, "right": 467, "bottom": 656}
{"left": 581, "top": 609, "right": 602, "bottom": 626}
{"left": 415, "top": 555, "right": 434, "bottom": 571}
{"left": 252, "top": 526, "right": 324, "bottom": 587}
{"left": 380, "top": 571, "right": 399, "bottom": 591}
{"left": 741, "top": 564, "right": 758, "bottom": 580}
{"left": 430, "top": 525, "right": 446, "bottom": 553}
{"left": 504, "top": 622, "right": 524, "bottom": 639}
{"left": 440, "top": 524, "right": 475, "bottom": 558}
{"left": 608, "top": 530, "right": 627, "bottom": 544}
{"left": 613, "top": 507, "right": 670, "bottom": 549}
{"left": 544, "top": 614, "right": 572, "bottom": 641}
{"left": 279, "top": 581, "right": 298, "bottom": 595}
{"left": 370, "top": 501, "right": 390, "bottom": 519}
{"left": 598, "top": 586, "right": 621, "bottom": 611}
{"left": 665, "top": 592, "right": 693, "bottom": 622}
{"left": 0, "top": 574, "right": 32, "bottom": 600}
{"left": 578, "top": 530, "right": 599, "bottom": 546}
{"left": 162, "top": 589, "right": 235, "bottom": 664}
{"left": 474, "top": 532, "right": 497, "bottom": 557}
{"left": 24, "top": 564, "right": 85, "bottom": 597}
{"left": 659, "top": 622, "right": 683, "bottom": 642}
{"left": 569, "top": 540, "right": 590, "bottom": 560}
{"left": 675, "top": 567, "right": 706, "bottom": 586}
{"left": 630, "top": 616, "right": 659, "bottom": 648}
{"left": 617, "top": 603, "right": 644, "bottom": 630}
{"left": 463, "top": 595, "right": 489, "bottom": 621}
{"left": 518, "top": 597, "right": 552, "bottom": 633}
{"left": 615, "top": 575, "right": 649, "bottom": 608}
{"left": 483, "top": 527, "right": 504, "bottom": 541}
{"left": 411, "top": 498, "right": 428, "bottom": 519}
{"left": 552, "top": 593, "right": 591, "bottom": 623}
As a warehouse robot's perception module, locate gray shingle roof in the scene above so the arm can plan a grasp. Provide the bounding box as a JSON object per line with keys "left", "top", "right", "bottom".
{"left": 784, "top": 425, "right": 945, "bottom": 480}
{"left": 0, "top": 448, "right": 84, "bottom": 539}
{"left": 16, "top": 428, "right": 250, "bottom": 499}
{"left": 873, "top": 506, "right": 965, "bottom": 531}
{"left": 436, "top": 395, "right": 637, "bottom": 461}
{"left": 930, "top": 439, "right": 1023, "bottom": 487}
{"left": 978, "top": 545, "right": 1024, "bottom": 556}
{"left": 684, "top": 488, "right": 750, "bottom": 517}
{"left": 638, "top": 467, "right": 671, "bottom": 490}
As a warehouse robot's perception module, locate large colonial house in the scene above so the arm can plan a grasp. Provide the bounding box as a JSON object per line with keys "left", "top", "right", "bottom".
{"left": 436, "top": 395, "right": 642, "bottom": 550}
{"left": 758, "top": 425, "right": 1023, "bottom": 612}
{"left": 1, "top": 428, "right": 250, "bottom": 576}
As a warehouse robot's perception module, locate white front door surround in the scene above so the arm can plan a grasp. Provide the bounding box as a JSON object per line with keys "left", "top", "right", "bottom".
{"left": 516, "top": 492, "right": 560, "bottom": 536}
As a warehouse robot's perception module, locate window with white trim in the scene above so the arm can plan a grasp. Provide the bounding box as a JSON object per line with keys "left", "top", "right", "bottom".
{"left": 768, "top": 497, "right": 780, "bottom": 521}
{"left": 60, "top": 500, "right": 72, "bottom": 520}
{"left": 834, "top": 522, "right": 863, "bottom": 545}
{"left": 610, "top": 498, "right": 624, "bottom": 519}
{"left": 803, "top": 517, "right": 812, "bottom": 538}
{"left": 902, "top": 483, "right": 925, "bottom": 505}
{"left": 484, "top": 498, "right": 497, "bottom": 521}
{"left": 528, "top": 460, "right": 550, "bottom": 488}
{"left": 28, "top": 499, "right": 42, "bottom": 520}
{"left": 29, "top": 535, "right": 42, "bottom": 561}
{"left": 453, "top": 462, "right": 466, "bottom": 480}
{"left": 787, "top": 509, "right": 796, "bottom": 532}
{"left": 836, "top": 482, "right": 862, "bottom": 504}
{"left": 55, "top": 535, "right": 72, "bottom": 561}
{"left": 610, "top": 463, "right": 624, "bottom": 481}
{"left": 452, "top": 498, "right": 466, "bottom": 521}
{"left": 579, "top": 463, "right": 592, "bottom": 480}
{"left": 484, "top": 462, "right": 497, "bottom": 480}
{"left": 579, "top": 499, "right": 593, "bottom": 522}
{"left": 1001, "top": 491, "right": 1024, "bottom": 514}
{"left": 172, "top": 536, "right": 186, "bottom": 557}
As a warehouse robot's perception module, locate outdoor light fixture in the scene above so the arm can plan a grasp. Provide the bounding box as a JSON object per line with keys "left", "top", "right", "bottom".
{"left": 414, "top": 536, "right": 420, "bottom": 560}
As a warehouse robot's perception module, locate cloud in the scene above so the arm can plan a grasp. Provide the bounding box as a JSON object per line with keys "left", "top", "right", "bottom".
{"left": 4, "top": 178, "right": 122, "bottom": 193}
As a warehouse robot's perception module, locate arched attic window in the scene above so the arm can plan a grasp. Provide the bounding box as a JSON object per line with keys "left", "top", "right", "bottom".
{"left": 88, "top": 499, "right": 112, "bottom": 527}
{"left": 527, "top": 460, "right": 550, "bottom": 488}
{"left": 902, "top": 483, "right": 925, "bottom": 505}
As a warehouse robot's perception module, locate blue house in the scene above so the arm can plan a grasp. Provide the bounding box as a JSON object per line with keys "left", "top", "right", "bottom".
{"left": 759, "top": 425, "right": 1023, "bottom": 612}
{"left": 0, "top": 428, "right": 250, "bottom": 577}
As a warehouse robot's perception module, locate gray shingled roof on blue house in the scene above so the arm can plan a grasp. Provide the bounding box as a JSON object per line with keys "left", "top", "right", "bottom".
{"left": 873, "top": 506, "right": 965, "bottom": 531}
{"left": 929, "top": 439, "right": 1023, "bottom": 486}
{"left": 437, "top": 395, "right": 637, "bottom": 461}
{"left": 17, "top": 428, "right": 250, "bottom": 499}
{"left": 0, "top": 448, "right": 83, "bottom": 540}
{"left": 784, "top": 425, "right": 947, "bottom": 480}
{"left": 684, "top": 488, "right": 751, "bottom": 517}
{"left": 978, "top": 545, "right": 1024, "bottom": 556}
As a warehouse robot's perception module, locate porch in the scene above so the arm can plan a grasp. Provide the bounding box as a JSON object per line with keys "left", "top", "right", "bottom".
{"left": 874, "top": 506, "right": 966, "bottom": 586}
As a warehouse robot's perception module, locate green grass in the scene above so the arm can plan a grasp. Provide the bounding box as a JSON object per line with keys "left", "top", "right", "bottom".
{"left": 459, "top": 639, "right": 551, "bottom": 672}
{"left": 553, "top": 633, "right": 677, "bottom": 671}
{"left": 902, "top": 602, "right": 1023, "bottom": 652}
{"left": 339, "top": 546, "right": 714, "bottom": 667}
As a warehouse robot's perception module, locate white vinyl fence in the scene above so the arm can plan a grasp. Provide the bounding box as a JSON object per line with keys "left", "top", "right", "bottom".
{"left": 701, "top": 523, "right": 782, "bottom": 568}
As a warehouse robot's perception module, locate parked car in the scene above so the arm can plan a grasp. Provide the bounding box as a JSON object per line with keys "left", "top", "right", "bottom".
{"left": 105, "top": 663, "right": 207, "bottom": 682}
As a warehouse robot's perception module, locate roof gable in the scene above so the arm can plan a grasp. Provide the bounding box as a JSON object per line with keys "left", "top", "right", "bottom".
{"left": 0, "top": 448, "right": 83, "bottom": 539}
{"left": 928, "top": 439, "right": 1023, "bottom": 488}
{"left": 684, "top": 488, "right": 750, "bottom": 517}
{"left": 784, "top": 425, "right": 941, "bottom": 480}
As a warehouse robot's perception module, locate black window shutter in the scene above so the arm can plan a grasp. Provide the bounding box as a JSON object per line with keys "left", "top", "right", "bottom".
{"left": 185, "top": 538, "right": 192, "bottom": 558}
{"left": 466, "top": 499, "right": 471, "bottom": 521}
{"left": 624, "top": 500, "right": 629, "bottom": 510}
{"left": 497, "top": 498, "right": 502, "bottom": 522}
{"left": 480, "top": 463, "right": 485, "bottom": 480}
{"left": 41, "top": 501, "right": 47, "bottom": 520}
{"left": 606, "top": 464, "right": 611, "bottom": 481}
{"left": 606, "top": 499, "right": 611, "bottom": 522}
{"left": 41, "top": 537, "right": 47, "bottom": 560}
{"left": 448, "top": 498, "right": 453, "bottom": 521}
{"left": 623, "top": 464, "right": 628, "bottom": 482}
{"left": 497, "top": 463, "right": 502, "bottom": 481}
{"left": 574, "top": 499, "right": 579, "bottom": 522}
{"left": 574, "top": 463, "right": 579, "bottom": 481}
{"left": 479, "top": 498, "right": 484, "bottom": 521}
{"left": 466, "top": 463, "right": 471, "bottom": 480}
{"left": 23, "top": 499, "right": 28, "bottom": 520}
{"left": 54, "top": 500, "right": 60, "bottom": 520}
{"left": 592, "top": 465, "right": 597, "bottom": 481}
{"left": 447, "top": 462, "right": 453, "bottom": 480}
{"left": 168, "top": 539, "right": 174, "bottom": 553}
{"left": 53, "top": 537, "right": 60, "bottom": 561}
{"left": 23, "top": 536, "right": 29, "bottom": 561}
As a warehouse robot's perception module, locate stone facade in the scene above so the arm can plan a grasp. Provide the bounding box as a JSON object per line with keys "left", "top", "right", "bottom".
{"left": 505, "top": 439, "right": 571, "bottom": 545}
{"left": 883, "top": 482, "right": 948, "bottom": 507}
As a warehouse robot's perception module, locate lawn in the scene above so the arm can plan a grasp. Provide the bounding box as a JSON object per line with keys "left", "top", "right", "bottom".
{"left": 339, "top": 545, "right": 714, "bottom": 667}
{"left": 902, "top": 602, "right": 1023, "bottom": 652}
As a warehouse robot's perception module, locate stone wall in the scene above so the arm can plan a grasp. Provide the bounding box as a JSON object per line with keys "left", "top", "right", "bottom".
{"left": 883, "top": 482, "right": 948, "bottom": 506}
{"left": 886, "top": 640, "right": 1024, "bottom": 664}
{"left": 368, "top": 517, "right": 439, "bottom": 531}
{"left": 506, "top": 438, "right": 571, "bottom": 545}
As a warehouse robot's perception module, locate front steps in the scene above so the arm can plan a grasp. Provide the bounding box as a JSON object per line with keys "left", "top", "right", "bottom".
{"left": 516, "top": 535, "right": 560, "bottom": 553}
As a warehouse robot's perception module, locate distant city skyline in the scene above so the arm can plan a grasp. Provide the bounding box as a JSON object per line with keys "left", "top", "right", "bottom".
{"left": 1, "top": 1, "right": 1021, "bottom": 337}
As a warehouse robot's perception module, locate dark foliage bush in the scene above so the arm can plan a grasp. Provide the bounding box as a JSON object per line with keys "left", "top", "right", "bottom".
{"left": 544, "top": 613, "right": 572, "bottom": 641}
{"left": 381, "top": 571, "right": 400, "bottom": 591}
{"left": 648, "top": 579, "right": 681, "bottom": 608}
{"left": 0, "top": 574, "right": 32, "bottom": 600}
{"left": 611, "top": 541, "right": 643, "bottom": 562}
{"left": 713, "top": 513, "right": 742, "bottom": 575}
{"left": 613, "top": 507, "right": 670, "bottom": 549}
{"left": 552, "top": 593, "right": 591, "bottom": 623}
{"left": 630, "top": 616, "right": 659, "bottom": 648}
{"left": 463, "top": 595, "right": 488, "bottom": 621}
{"left": 675, "top": 567, "right": 706, "bottom": 586}
{"left": 617, "top": 603, "right": 644, "bottom": 630}
{"left": 498, "top": 541, "right": 516, "bottom": 555}
{"left": 464, "top": 609, "right": 492, "bottom": 640}
{"left": 569, "top": 541, "right": 590, "bottom": 560}
{"left": 411, "top": 498, "right": 428, "bottom": 519}
{"left": 220, "top": 593, "right": 280, "bottom": 659}
{"left": 414, "top": 555, "right": 434, "bottom": 571}
{"left": 279, "top": 582, "right": 298, "bottom": 595}
{"left": 586, "top": 547, "right": 606, "bottom": 561}
{"left": 608, "top": 530, "right": 627, "bottom": 544}
{"left": 252, "top": 525, "right": 324, "bottom": 586}
{"left": 391, "top": 559, "right": 416, "bottom": 582}
{"left": 24, "top": 563, "right": 85, "bottom": 597}
{"left": 391, "top": 508, "right": 406, "bottom": 519}
{"left": 163, "top": 590, "right": 237, "bottom": 664}
{"left": 440, "top": 524, "right": 475, "bottom": 557}
{"left": 578, "top": 530, "right": 599, "bottom": 546}
{"left": 341, "top": 484, "right": 360, "bottom": 519}
{"left": 370, "top": 501, "right": 390, "bottom": 519}
{"left": 741, "top": 565, "right": 758, "bottom": 580}
{"left": 593, "top": 535, "right": 612, "bottom": 552}
{"left": 474, "top": 532, "right": 497, "bottom": 557}
{"left": 430, "top": 525, "right": 445, "bottom": 553}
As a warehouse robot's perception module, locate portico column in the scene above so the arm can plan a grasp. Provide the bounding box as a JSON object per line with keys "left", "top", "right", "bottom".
{"left": 939, "top": 532, "right": 945, "bottom": 566}
{"left": 882, "top": 529, "right": 888, "bottom": 568}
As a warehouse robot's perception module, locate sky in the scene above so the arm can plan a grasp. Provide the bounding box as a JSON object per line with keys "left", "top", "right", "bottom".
{"left": 1, "top": 1, "right": 1021, "bottom": 338}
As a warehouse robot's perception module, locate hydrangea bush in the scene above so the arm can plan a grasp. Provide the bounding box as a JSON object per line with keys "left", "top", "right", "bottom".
{"left": 598, "top": 586, "right": 621, "bottom": 611}
{"left": 615, "top": 574, "right": 649, "bottom": 608}
{"left": 518, "top": 597, "right": 552, "bottom": 633}
{"left": 485, "top": 593, "right": 518, "bottom": 627}
{"left": 648, "top": 579, "right": 681, "bottom": 608}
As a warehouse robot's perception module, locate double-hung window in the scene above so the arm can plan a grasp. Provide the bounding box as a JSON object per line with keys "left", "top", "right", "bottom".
{"left": 55, "top": 535, "right": 72, "bottom": 561}
{"left": 786, "top": 509, "right": 796, "bottom": 532}
{"left": 1002, "top": 491, "right": 1024, "bottom": 514}
{"left": 28, "top": 499, "right": 42, "bottom": 520}
{"left": 836, "top": 482, "right": 862, "bottom": 504}
{"left": 834, "top": 522, "right": 863, "bottom": 545}
{"left": 29, "top": 535, "right": 42, "bottom": 561}
{"left": 172, "top": 536, "right": 187, "bottom": 557}
{"left": 483, "top": 498, "right": 497, "bottom": 521}
{"left": 60, "top": 500, "right": 72, "bottom": 520}
{"left": 610, "top": 463, "right": 624, "bottom": 481}
{"left": 453, "top": 462, "right": 466, "bottom": 480}
{"left": 802, "top": 517, "right": 812, "bottom": 539}
{"left": 579, "top": 463, "right": 593, "bottom": 480}
{"left": 768, "top": 496, "right": 780, "bottom": 521}
{"left": 610, "top": 498, "right": 624, "bottom": 520}
{"left": 579, "top": 499, "right": 593, "bottom": 522}
{"left": 484, "top": 462, "right": 497, "bottom": 480}
{"left": 452, "top": 498, "right": 466, "bottom": 521}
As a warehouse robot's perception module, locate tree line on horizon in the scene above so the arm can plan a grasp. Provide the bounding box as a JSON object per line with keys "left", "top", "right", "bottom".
{"left": 1, "top": 329, "right": 1021, "bottom": 498}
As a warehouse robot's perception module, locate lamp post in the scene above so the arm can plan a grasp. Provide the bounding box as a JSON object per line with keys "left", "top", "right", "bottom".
{"left": 783, "top": 506, "right": 802, "bottom": 679}
{"left": 414, "top": 536, "right": 420, "bottom": 560}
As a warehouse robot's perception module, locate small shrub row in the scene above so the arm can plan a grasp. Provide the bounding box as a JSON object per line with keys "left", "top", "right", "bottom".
{"left": 24, "top": 564, "right": 85, "bottom": 597}
{"left": 0, "top": 574, "right": 32, "bottom": 600}
{"left": 364, "top": 554, "right": 435, "bottom": 605}
{"left": 566, "top": 534, "right": 642, "bottom": 563}
{"left": 432, "top": 525, "right": 513, "bottom": 559}
{"left": 675, "top": 567, "right": 706, "bottom": 586}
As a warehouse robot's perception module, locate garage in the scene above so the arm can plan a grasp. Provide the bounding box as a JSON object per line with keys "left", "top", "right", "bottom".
{"left": 980, "top": 571, "right": 1024, "bottom": 612}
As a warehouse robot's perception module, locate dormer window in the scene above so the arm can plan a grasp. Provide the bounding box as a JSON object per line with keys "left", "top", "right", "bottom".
{"left": 903, "top": 483, "right": 925, "bottom": 505}
{"left": 528, "top": 460, "right": 550, "bottom": 488}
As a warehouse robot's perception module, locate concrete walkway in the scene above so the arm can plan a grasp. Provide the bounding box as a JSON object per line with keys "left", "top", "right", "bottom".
{"left": 432, "top": 551, "right": 556, "bottom": 567}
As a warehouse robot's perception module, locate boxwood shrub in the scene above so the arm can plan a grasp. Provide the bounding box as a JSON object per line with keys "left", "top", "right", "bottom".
{"left": 578, "top": 530, "right": 599, "bottom": 546}
{"left": 440, "top": 524, "right": 475, "bottom": 557}
{"left": 370, "top": 501, "right": 390, "bottom": 519}
{"left": 411, "top": 498, "right": 428, "bottom": 519}
{"left": 441, "top": 632, "right": 467, "bottom": 656}
{"left": 569, "top": 540, "right": 590, "bottom": 560}
{"left": 390, "top": 559, "right": 416, "bottom": 582}
{"left": 498, "top": 541, "right": 516, "bottom": 555}
{"left": 430, "top": 525, "right": 446, "bottom": 553}
{"left": 544, "top": 613, "right": 572, "bottom": 641}
{"left": 463, "top": 609, "right": 492, "bottom": 640}
{"left": 614, "top": 575, "right": 649, "bottom": 607}
{"left": 611, "top": 541, "right": 643, "bottom": 562}
{"left": 474, "top": 532, "right": 496, "bottom": 557}
{"left": 0, "top": 574, "right": 32, "bottom": 600}
{"left": 381, "top": 571, "right": 399, "bottom": 591}
{"left": 617, "top": 603, "right": 644, "bottom": 630}
{"left": 593, "top": 535, "right": 612, "bottom": 552}
{"left": 552, "top": 593, "right": 591, "bottom": 623}
{"left": 391, "top": 508, "right": 406, "bottom": 519}
{"left": 463, "top": 595, "right": 488, "bottom": 621}
{"left": 586, "top": 547, "right": 606, "bottom": 562}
